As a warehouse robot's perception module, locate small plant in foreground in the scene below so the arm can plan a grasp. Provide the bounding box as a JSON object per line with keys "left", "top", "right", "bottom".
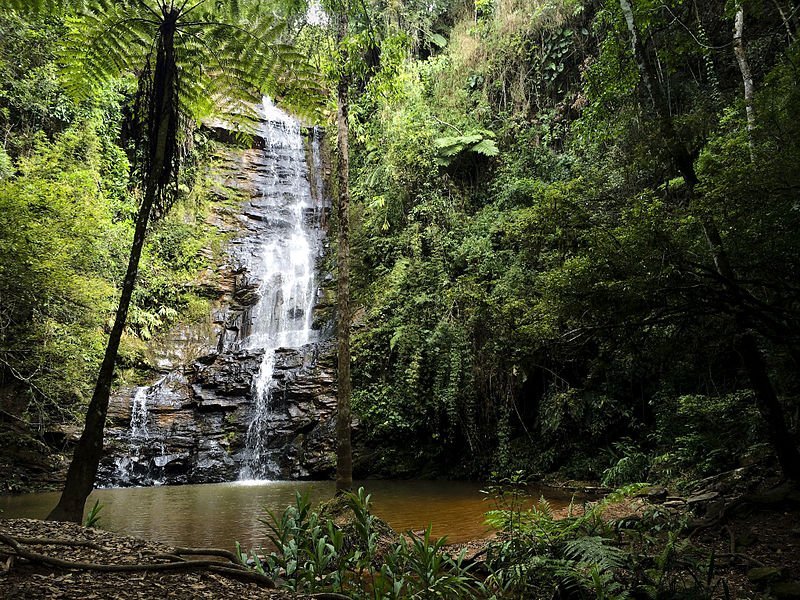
{"left": 236, "top": 483, "right": 731, "bottom": 599}
{"left": 83, "top": 500, "right": 103, "bottom": 528}
{"left": 482, "top": 479, "right": 730, "bottom": 599}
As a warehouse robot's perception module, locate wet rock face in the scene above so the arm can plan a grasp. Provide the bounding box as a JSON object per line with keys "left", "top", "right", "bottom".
{"left": 98, "top": 125, "right": 336, "bottom": 488}
{"left": 98, "top": 342, "right": 338, "bottom": 487}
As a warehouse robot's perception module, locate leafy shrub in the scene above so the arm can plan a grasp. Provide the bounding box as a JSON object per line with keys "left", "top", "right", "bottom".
{"left": 237, "top": 488, "right": 482, "bottom": 599}
{"left": 601, "top": 439, "right": 651, "bottom": 487}
{"left": 656, "top": 392, "right": 767, "bottom": 479}
{"left": 482, "top": 480, "right": 727, "bottom": 599}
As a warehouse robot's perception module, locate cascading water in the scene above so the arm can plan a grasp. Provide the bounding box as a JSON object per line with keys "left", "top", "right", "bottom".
{"left": 129, "top": 386, "right": 150, "bottom": 439}
{"left": 99, "top": 98, "right": 331, "bottom": 488}
{"left": 114, "top": 376, "right": 167, "bottom": 483}
{"left": 238, "top": 98, "right": 325, "bottom": 480}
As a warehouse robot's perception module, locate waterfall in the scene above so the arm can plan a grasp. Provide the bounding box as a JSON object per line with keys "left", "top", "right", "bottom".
{"left": 238, "top": 98, "right": 325, "bottom": 480}
{"left": 100, "top": 98, "right": 329, "bottom": 488}
{"left": 114, "top": 376, "right": 167, "bottom": 484}
{"left": 129, "top": 386, "right": 149, "bottom": 439}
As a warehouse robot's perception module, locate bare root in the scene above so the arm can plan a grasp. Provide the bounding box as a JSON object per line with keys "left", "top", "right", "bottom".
{"left": 0, "top": 530, "right": 274, "bottom": 588}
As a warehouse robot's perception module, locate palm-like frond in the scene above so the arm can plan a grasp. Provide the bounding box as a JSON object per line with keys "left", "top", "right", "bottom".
{"left": 564, "top": 536, "right": 628, "bottom": 572}
{"left": 11, "top": 0, "right": 325, "bottom": 125}
{"left": 11, "top": 0, "right": 326, "bottom": 213}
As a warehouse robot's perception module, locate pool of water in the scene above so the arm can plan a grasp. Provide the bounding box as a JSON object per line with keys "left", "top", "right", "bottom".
{"left": 0, "top": 480, "right": 577, "bottom": 550}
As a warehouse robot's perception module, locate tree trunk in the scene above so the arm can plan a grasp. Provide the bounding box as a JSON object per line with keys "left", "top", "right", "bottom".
{"left": 618, "top": 0, "right": 696, "bottom": 185}
{"left": 771, "top": 0, "right": 797, "bottom": 42}
{"left": 733, "top": 3, "right": 756, "bottom": 159}
{"left": 335, "top": 6, "right": 353, "bottom": 494}
{"left": 736, "top": 328, "right": 800, "bottom": 480}
{"left": 618, "top": 0, "right": 800, "bottom": 481}
{"left": 47, "top": 22, "right": 178, "bottom": 522}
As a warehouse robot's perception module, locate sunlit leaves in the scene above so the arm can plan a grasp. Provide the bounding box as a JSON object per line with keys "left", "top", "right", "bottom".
{"left": 10, "top": 0, "right": 325, "bottom": 125}
{"left": 434, "top": 130, "right": 499, "bottom": 165}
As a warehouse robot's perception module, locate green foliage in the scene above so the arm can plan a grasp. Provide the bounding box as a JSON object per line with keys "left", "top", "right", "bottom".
{"left": 83, "top": 499, "right": 103, "bottom": 528}
{"left": 0, "top": 13, "right": 228, "bottom": 426}
{"left": 602, "top": 440, "right": 651, "bottom": 487}
{"left": 434, "top": 129, "right": 499, "bottom": 165}
{"left": 0, "top": 95, "right": 230, "bottom": 425}
{"left": 237, "top": 488, "right": 482, "bottom": 598}
{"left": 482, "top": 480, "right": 728, "bottom": 598}
{"left": 656, "top": 392, "right": 768, "bottom": 480}
{"left": 0, "top": 147, "right": 12, "bottom": 179}
{"left": 9, "top": 0, "right": 322, "bottom": 119}
{"left": 0, "top": 114, "right": 126, "bottom": 420}
{"left": 336, "top": 0, "right": 800, "bottom": 484}
{"left": 0, "top": 4, "right": 296, "bottom": 435}
{"left": 0, "top": 11, "right": 75, "bottom": 156}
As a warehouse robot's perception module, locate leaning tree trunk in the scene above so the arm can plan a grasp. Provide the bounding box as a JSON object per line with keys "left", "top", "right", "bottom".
{"left": 618, "top": 0, "right": 800, "bottom": 481}
{"left": 48, "top": 21, "right": 178, "bottom": 522}
{"left": 335, "top": 5, "right": 353, "bottom": 494}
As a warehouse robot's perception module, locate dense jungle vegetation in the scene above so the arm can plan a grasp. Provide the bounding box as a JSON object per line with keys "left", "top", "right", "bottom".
{"left": 2, "top": 1, "right": 800, "bottom": 599}
{"left": 1, "top": 0, "right": 799, "bottom": 490}
{"left": 333, "top": 0, "right": 800, "bottom": 485}
{"left": 0, "top": 9, "right": 228, "bottom": 428}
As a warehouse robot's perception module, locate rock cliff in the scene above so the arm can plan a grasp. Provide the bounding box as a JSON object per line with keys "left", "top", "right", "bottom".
{"left": 97, "top": 121, "right": 337, "bottom": 487}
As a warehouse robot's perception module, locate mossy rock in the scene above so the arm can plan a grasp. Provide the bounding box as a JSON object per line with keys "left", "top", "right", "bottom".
{"left": 748, "top": 567, "right": 782, "bottom": 583}
{"left": 772, "top": 581, "right": 800, "bottom": 599}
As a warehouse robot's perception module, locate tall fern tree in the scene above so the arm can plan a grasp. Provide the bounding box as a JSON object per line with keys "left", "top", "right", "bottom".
{"left": 10, "top": 0, "right": 321, "bottom": 523}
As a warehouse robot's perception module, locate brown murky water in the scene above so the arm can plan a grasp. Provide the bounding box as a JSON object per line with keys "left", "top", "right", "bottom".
{"left": 0, "top": 480, "right": 577, "bottom": 550}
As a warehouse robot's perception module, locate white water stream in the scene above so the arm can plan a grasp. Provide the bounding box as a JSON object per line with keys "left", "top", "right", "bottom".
{"left": 129, "top": 386, "right": 149, "bottom": 439}
{"left": 115, "top": 375, "right": 167, "bottom": 482}
{"left": 114, "top": 99, "right": 326, "bottom": 484}
{"left": 238, "top": 98, "right": 325, "bottom": 479}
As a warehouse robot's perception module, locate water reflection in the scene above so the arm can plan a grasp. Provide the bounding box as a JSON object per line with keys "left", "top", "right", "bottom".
{"left": 0, "top": 480, "right": 577, "bottom": 550}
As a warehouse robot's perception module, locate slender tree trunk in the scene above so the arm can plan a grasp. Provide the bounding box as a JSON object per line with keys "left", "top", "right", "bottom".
{"left": 736, "top": 326, "right": 800, "bottom": 480}
{"left": 771, "top": 0, "right": 797, "bottom": 42}
{"left": 335, "top": 5, "right": 353, "bottom": 494}
{"left": 618, "top": 0, "right": 695, "bottom": 184}
{"left": 733, "top": 3, "right": 756, "bottom": 159}
{"left": 618, "top": 0, "right": 800, "bottom": 481}
{"left": 48, "top": 22, "right": 178, "bottom": 522}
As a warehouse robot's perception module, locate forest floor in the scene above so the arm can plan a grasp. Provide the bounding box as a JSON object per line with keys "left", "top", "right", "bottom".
{"left": 696, "top": 502, "right": 800, "bottom": 599}
{"left": 603, "top": 484, "right": 800, "bottom": 599}
{"left": 0, "top": 519, "right": 308, "bottom": 599}
{"left": 611, "top": 484, "right": 800, "bottom": 599}
{"left": 621, "top": 493, "right": 800, "bottom": 599}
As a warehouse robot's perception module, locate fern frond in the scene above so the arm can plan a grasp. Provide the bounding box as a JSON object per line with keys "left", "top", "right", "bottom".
{"left": 564, "top": 536, "right": 628, "bottom": 572}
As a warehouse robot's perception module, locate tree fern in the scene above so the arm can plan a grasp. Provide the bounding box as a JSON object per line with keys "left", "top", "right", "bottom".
{"left": 9, "top": 0, "right": 324, "bottom": 131}
{"left": 434, "top": 129, "right": 500, "bottom": 165}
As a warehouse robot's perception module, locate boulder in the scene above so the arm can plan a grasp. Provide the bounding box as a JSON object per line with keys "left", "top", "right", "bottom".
{"left": 747, "top": 567, "right": 782, "bottom": 583}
